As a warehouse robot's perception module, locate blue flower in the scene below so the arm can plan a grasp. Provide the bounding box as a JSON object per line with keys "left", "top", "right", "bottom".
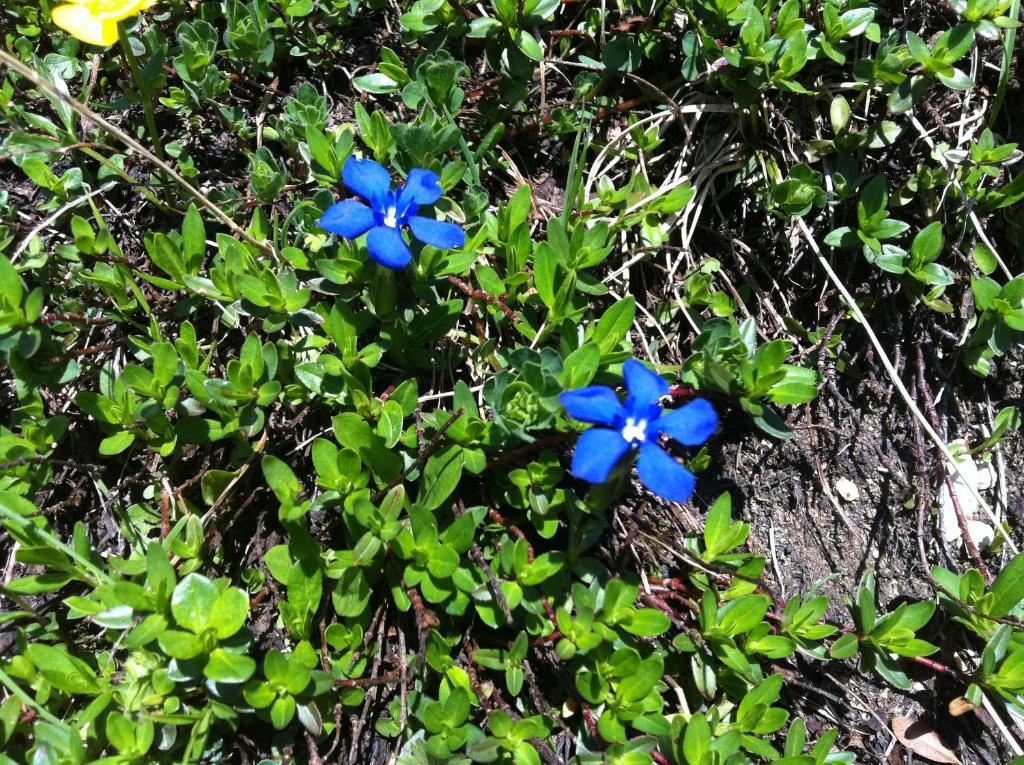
{"left": 318, "top": 156, "right": 466, "bottom": 270}
{"left": 559, "top": 359, "right": 718, "bottom": 502}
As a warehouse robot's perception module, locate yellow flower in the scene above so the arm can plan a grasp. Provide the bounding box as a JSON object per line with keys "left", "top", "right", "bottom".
{"left": 51, "top": 0, "right": 155, "bottom": 47}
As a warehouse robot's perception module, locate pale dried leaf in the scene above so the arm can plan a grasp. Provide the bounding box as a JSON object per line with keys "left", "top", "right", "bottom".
{"left": 892, "top": 716, "right": 962, "bottom": 764}
{"left": 835, "top": 477, "right": 859, "bottom": 501}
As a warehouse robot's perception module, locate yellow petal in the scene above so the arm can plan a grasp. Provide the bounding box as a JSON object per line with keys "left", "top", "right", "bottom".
{"left": 51, "top": 4, "right": 120, "bottom": 46}
{"left": 97, "top": 0, "right": 155, "bottom": 20}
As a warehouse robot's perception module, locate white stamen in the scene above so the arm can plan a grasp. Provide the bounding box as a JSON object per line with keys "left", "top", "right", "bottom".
{"left": 620, "top": 417, "right": 648, "bottom": 443}
{"left": 382, "top": 206, "right": 399, "bottom": 228}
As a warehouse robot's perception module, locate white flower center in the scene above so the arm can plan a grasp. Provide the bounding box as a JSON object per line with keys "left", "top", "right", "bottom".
{"left": 621, "top": 417, "right": 648, "bottom": 444}
{"left": 382, "top": 206, "right": 399, "bottom": 228}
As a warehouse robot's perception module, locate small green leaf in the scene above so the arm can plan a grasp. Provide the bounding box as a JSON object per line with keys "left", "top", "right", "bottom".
{"left": 25, "top": 644, "right": 103, "bottom": 695}
{"left": 622, "top": 608, "right": 671, "bottom": 637}
{"left": 181, "top": 204, "right": 206, "bottom": 273}
{"left": 561, "top": 343, "right": 600, "bottom": 389}
{"left": 972, "top": 244, "right": 998, "bottom": 275}
{"left": 157, "top": 629, "right": 205, "bottom": 660}
{"left": 99, "top": 430, "right": 136, "bottom": 456}
{"left": 533, "top": 242, "right": 559, "bottom": 309}
{"left": 210, "top": 586, "right": 249, "bottom": 639}
{"left": 171, "top": 573, "right": 219, "bottom": 634}
{"left": 991, "top": 554, "right": 1024, "bottom": 617}
{"left": 418, "top": 445, "right": 465, "bottom": 511}
{"left": 515, "top": 29, "right": 543, "bottom": 61}
{"left": 683, "top": 714, "right": 711, "bottom": 764}
{"left": 204, "top": 649, "right": 257, "bottom": 683}
{"left": 243, "top": 681, "right": 276, "bottom": 709}
{"left": 593, "top": 297, "right": 636, "bottom": 354}
{"left": 262, "top": 455, "right": 301, "bottom": 506}
{"left": 829, "top": 632, "right": 859, "bottom": 659}
{"left": 270, "top": 695, "right": 297, "bottom": 729}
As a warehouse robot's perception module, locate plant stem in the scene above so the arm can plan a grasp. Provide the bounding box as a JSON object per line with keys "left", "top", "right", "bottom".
{"left": 117, "top": 22, "right": 166, "bottom": 168}
{"left": 991, "top": 0, "right": 1020, "bottom": 124}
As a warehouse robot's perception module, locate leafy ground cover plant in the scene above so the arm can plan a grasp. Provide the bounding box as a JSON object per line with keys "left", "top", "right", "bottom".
{"left": 2, "top": 0, "right": 1024, "bottom": 763}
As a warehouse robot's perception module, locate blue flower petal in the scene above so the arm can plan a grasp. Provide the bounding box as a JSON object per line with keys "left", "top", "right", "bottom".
{"left": 318, "top": 199, "right": 376, "bottom": 239}
{"left": 343, "top": 156, "right": 392, "bottom": 207}
{"left": 365, "top": 226, "right": 412, "bottom": 269}
{"left": 399, "top": 168, "right": 444, "bottom": 208}
{"left": 570, "top": 427, "right": 630, "bottom": 484}
{"left": 560, "top": 386, "right": 624, "bottom": 426}
{"left": 408, "top": 216, "right": 466, "bottom": 250}
{"left": 653, "top": 398, "right": 718, "bottom": 446}
{"left": 623, "top": 359, "right": 669, "bottom": 409}
{"left": 636, "top": 442, "right": 696, "bottom": 502}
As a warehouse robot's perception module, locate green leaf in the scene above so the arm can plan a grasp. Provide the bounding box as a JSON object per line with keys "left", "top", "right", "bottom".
{"left": 991, "top": 554, "right": 1024, "bottom": 617}
{"left": 467, "top": 16, "right": 502, "bottom": 37}
{"left": 602, "top": 36, "right": 643, "bottom": 72}
{"left": 264, "top": 544, "right": 293, "bottom": 585}
{"left": 0, "top": 255, "right": 24, "bottom": 306}
{"left": 717, "top": 595, "right": 770, "bottom": 636}
{"left": 243, "top": 681, "right": 276, "bottom": 709}
{"left": 123, "top": 614, "right": 169, "bottom": 649}
{"left": 868, "top": 650, "right": 911, "bottom": 690}
{"left": 857, "top": 175, "right": 889, "bottom": 228}
{"left": 683, "top": 714, "right": 711, "bottom": 764}
{"left": 264, "top": 650, "right": 290, "bottom": 683}
{"left": 201, "top": 470, "right": 238, "bottom": 506}
{"left": 519, "top": 551, "right": 564, "bottom": 585}
{"left": 506, "top": 664, "right": 524, "bottom": 695}
{"left": 622, "top": 608, "right": 671, "bottom": 637}
{"left": 603, "top": 578, "right": 637, "bottom": 621}
{"left": 829, "top": 632, "right": 859, "bottom": 659}
{"left": 25, "top": 644, "right": 103, "bottom": 695}
{"left": 418, "top": 445, "right": 465, "bottom": 511}
{"left": 905, "top": 31, "right": 932, "bottom": 63}
{"left": 377, "top": 399, "right": 405, "bottom": 448}
{"left": 210, "top": 586, "right": 249, "bottom": 639}
{"left": 830, "top": 95, "right": 852, "bottom": 133}
{"left": 768, "top": 365, "right": 819, "bottom": 405}
{"left": 99, "top": 430, "right": 136, "bottom": 456}
{"left": 157, "top": 629, "right": 205, "bottom": 660}
{"left": 181, "top": 204, "right": 206, "bottom": 273}
{"left": 857, "top": 572, "right": 877, "bottom": 633}
{"left": 145, "top": 232, "right": 185, "bottom": 284}
{"left": 353, "top": 72, "right": 400, "bottom": 94}
{"left": 262, "top": 455, "right": 301, "bottom": 506}
{"left": 332, "top": 568, "right": 370, "bottom": 617}
{"left": 933, "top": 23, "right": 975, "bottom": 64}
{"left": 704, "top": 491, "right": 731, "bottom": 556}
{"left": 282, "top": 660, "right": 312, "bottom": 695}
{"left": 5, "top": 573, "right": 73, "bottom": 594}
{"left": 204, "top": 649, "right": 257, "bottom": 683}
{"left": 171, "top": 573, "right": 219, "bottom": 634}
{"left": 515, "top": 29, "right": 543, "bottom": 61}
{"left": 561, "top": 343, "right": 600, "bottom": 389}
{"left": 270, "top": 695, "right": 297, "bottom": 729}
{"left": 972, "top": 244, "right": 998, "bottom": 275}
{"left": 105, "top": 711, "right": 136, "bottom": 754}
{"left": 147, "top": 345, "right": 176, "bottom": 390}
{"left": 593, "top": 297, "right": 636, "bottom": 354}
{"left": 910, "top": 221, "right": 943, "bottom": 266}
{"left": 533, "top": 242, "right": 559, "bottom": 310}
{"left": 285, "top": 557, "right": 323, "bottom": 635}
{"left": 305, "top": 125, "right": 341, "bottom": 183}
{"left": 428, "top": 545, "right": 461, "bottom": 578}
{"left": 332, "top": 412, "right": 403, "bottom": 483}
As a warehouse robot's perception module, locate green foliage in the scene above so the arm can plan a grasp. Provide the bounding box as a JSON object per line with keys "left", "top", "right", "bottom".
{"left": 682, "top": 319, "right": 819, "bottom": 438}
{"left": 965, "top": 274, "right": 1024, "bottom": 376}
{"left": 2, "top": 0, "right": 1024, "bottom": 761}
